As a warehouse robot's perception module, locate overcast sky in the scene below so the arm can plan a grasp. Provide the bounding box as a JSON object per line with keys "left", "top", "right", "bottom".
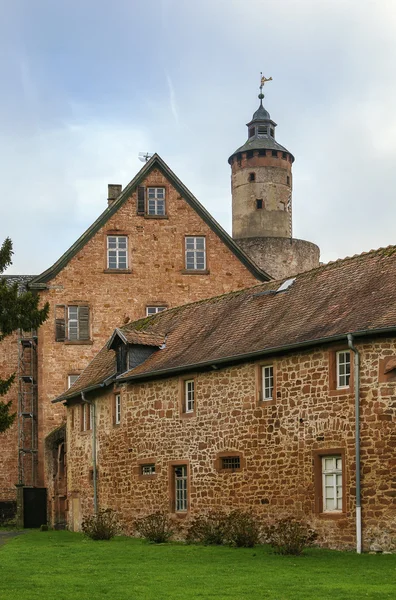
{"left": 1, "top": 0, "right": 396, "bottom": 274}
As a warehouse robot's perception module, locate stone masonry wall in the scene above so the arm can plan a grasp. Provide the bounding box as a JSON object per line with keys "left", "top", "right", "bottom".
{"left": 0, "top": 333, "right": 19, "bottom": 502}
{"left": 0, "top": 167, "right": 260, "bottom": 509}
{"left": 66, "top": 337, "right": 396, "bottom": 551}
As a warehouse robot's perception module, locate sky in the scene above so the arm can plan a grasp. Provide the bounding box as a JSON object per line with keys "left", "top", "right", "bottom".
{"left": 1, "top": 0, "right": 396, "bottom": 274}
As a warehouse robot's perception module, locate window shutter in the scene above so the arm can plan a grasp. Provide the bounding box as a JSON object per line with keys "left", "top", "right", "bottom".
{"left": 55, "top": 305, "right": 66, "bottom": 342}
{"left": 137, "top": 186, "right": 145, "bottom": 214}
{"left": 78, "top": 306, "right": 90, "bottom": 340}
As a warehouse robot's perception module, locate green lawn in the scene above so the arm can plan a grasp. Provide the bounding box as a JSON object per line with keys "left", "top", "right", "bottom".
{"left": 0, "top": 531, "right": 395, "bottom": 600}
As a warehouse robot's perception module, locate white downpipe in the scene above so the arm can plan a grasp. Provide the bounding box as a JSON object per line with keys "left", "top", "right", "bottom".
{"left": 81, "top": 392, "right": 97, "bottom": 515}
{"left": 347, "top": 334, "right": 362, "bottom": 554}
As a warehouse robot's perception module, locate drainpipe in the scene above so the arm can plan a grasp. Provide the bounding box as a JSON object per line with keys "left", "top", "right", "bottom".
{"left": 347, "top": 334, "right": 361, "bottom": 554}
{"left": 81, "top": 392, "right": 98, "bottom": 515}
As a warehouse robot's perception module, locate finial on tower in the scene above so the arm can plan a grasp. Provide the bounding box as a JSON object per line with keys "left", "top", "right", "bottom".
{"left": 259, "top": 72, "right": 272, "bottom": 105}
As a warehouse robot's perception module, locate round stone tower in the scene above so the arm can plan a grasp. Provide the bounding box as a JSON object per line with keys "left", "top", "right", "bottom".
{"left": 229, "top": 78, "right": 320, "bottom": 280}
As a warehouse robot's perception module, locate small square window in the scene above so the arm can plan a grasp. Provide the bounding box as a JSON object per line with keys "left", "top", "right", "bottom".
{"left": 141, "top": 464, "right": 156, "bottom": 476}
{"left": 221, "top": 456, "right": 241, "bottom": 470}
{"left": 107, "top": 236, "right": 128, "bottom": 269}
{"left": 271, "top": 150, "right": 277, "bottom": 157}
{"left": 248, "top": 172, "right": 256, "bottom": 182}
{"left": 147, "top": 188, "right": 166, "bottom": 216}
{"left": 258, "top": 126, "right": 267, "bottom": 135}
{"left": 256, "top": 199, "right": 263, "bottom": 210}
{"left": 282, "top": 152, "right": 287, "bottom": 160}
{"left": 68, "top": 374, "right": 79, "bottom": 389}
{"left": 258, "top": 149, "right": 266, "bottom": 156}
{"left": 146, "top": 306, "right": 167, "bottom": 316}
{"left": 185, "top": 237, "right": 206, "bottom": 271}
{"left": 246, "top": 150, "right": 254, "bottom": 159}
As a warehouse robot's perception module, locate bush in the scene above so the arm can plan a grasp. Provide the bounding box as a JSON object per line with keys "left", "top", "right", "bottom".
{"left": 186, "top": 510, "right": 229, "bottom": 545}
{"left": 263, "top": 518, "right": 318, "bottom": 555}
{"left": 227, "top": 510, "right": 261, "bottom": 548}
{"left": 134, "top": 511, "right": 175, "bottom": 543}
{"left": 81, "top": 508, "right": 119, "bottom": 540}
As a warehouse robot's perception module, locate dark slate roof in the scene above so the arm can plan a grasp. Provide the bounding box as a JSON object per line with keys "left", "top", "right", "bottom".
{"left": 0, "top": 275, "right": 36, "bottom": 294}
{"left": 29, "top": 154, "right": 270, "bottom": 287}
{"left": 251, "top": 104, "right": 271, "bottom": 121}
{"left": 56, "top": 245, "right": 396, "bottom": 403}
{"left": 229, "top": 136, "right": 292, "bottom": 159}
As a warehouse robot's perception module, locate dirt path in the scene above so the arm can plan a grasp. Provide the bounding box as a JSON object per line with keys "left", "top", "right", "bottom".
{"left": 0, "top": 530, "right": 25, "bottom": 547}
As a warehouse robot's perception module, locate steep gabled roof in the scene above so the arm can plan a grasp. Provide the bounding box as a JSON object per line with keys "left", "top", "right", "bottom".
{"left": 56, "top": 245, "right": 396, "bottom": 403}
{"left": 29, "top": 154, "right": 270, "bottom": 287}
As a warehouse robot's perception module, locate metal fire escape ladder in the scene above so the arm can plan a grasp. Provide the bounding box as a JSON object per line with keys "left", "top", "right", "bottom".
{"left": 17, "top": 330, "right": 38, "bottom": 487}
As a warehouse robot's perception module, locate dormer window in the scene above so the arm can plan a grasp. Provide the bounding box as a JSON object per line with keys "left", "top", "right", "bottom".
{"left": 258, "top": 126, "right": 267, "bottom": 135}
{"left": 248, "top": 127, "right": 255, "bottom": 138}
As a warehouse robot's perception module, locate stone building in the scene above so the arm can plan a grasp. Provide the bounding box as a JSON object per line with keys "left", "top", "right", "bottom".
{"left": 58, "top": 247, "right": 396, "bottom": 551}
{"left": 0, "top": 85, "right": 320, "bottom": 527}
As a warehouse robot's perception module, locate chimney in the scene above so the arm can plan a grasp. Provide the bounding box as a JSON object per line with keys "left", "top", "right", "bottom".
{"left": 107, "top": 184, "right": 122, "bottom": 207}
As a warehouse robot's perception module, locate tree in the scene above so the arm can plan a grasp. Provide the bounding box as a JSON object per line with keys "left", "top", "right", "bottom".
{"left": 0, "top": 238, "right": 49, "bottom": 433}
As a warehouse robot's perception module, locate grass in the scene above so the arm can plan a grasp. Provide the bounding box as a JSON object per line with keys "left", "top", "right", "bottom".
{"left": 0, "top": 531, "right": 395, "bottom": 599}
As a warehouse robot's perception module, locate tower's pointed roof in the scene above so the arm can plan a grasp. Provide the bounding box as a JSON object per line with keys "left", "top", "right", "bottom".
{"left": 228, "top": 76, "right": 294, "bottom": 163}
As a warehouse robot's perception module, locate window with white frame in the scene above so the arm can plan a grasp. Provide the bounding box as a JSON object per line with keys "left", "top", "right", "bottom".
{"left": 174, "top": 465, "right": 188, "bottom": 512}
{"left": 261, "top": 365, "right": 274, "bottom": 400}
{"left": 147, "top": 187, "right": 165, "bottom": 215}
{"left": 107, "top": 235, "right": 128, "bottom": 269}
{"left": 184, "top": 379, "right": 195, "bottom": 413}
{"left": 141, "top": 464, "right": 156, "bottom": 476}
{"left": 115, "top": 393, "right": 121, "bottom": 425}
{"left": 146, "top": 306, "right": 167, "bottom": 316}
{"left": 336, "top": 351, "right": 350, "bottom": 389}
{"left": 322, "top": 456, "right": 343, "bottom": 512}
{"left": 68, "top": 374, "right": 79, "bottom": 389}
{"left": 185, "top": 237, "right": 206, "bottom": 270}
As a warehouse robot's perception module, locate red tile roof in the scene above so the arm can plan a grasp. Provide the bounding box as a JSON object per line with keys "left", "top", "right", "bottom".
{"left": 56, "top": 246, "right": 396, "bottom": 403}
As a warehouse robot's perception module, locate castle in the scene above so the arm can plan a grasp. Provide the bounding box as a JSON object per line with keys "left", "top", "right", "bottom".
{"left": 8, "top": 81, "right": 394, "bottom": 552}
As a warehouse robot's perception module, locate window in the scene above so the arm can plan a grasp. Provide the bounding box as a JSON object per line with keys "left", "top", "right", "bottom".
{"left": 81, "top": 403, "right": 92, "bottom": 432}
{"left": 336, "top": 351, "right": 350, "bottom": 389}
{"left": 248, "top": 172, "right": 256, "bottom": 182}
{"left": 258, "top": 125, "right": 267, "bottom": 135}
{"left": 185, "top": 237, "right": 206, "bottom": 270}
{"left": 246, "top": 150, "right": 254, "bottom": 159}
{"left": 271, "top": 150, "right": 277, "bottom": 157}
{"left": 256, "top": 199, "right": 263, "bottom": 210}
{"left": 258, "top": 149, "right": 266, "bottom": 156}
{"left": 107, "top": 235, "right": 127, "bottom": 269}
{"left": 322, "top": 456, "right": 343, "bottom": 512}
{"left": 114, "top": 393, "right": 121, "bottom": 425}
{"left": 146, "top": 306, "right": 167, "bottom": 316}
{"left": 147, "top": 187, "right": 165, "bottom": 216}
{"left": 56, "top": 305, "right": 90, "bottom": 342}
{"left": 221, "top": 456, "right": 241, "bottom": 470}
{"left": 141, "top": 464, "right": 156, "bottom": 476}
{"left": 68, "top": 375, "right": 79, "bottom": 389}
{"left": 282, "top": 152, "right": 287, "bottom": 160}
{"left": 287, "top": 175, "right": 290, "bottom": 185}
{"left": 262, "top": 365, "right": 274, "bottom": 400}
{"left": 248, "top": 127, "right": 255, "bottom": 138}
{"left": 270, "top": 128, "right": 275, "bottom": 137}
{"left": 184, "top": 380, "right": 195, "bottom": 413}
{"left": 174, "top": 465, "right": 188, "bottom": 512}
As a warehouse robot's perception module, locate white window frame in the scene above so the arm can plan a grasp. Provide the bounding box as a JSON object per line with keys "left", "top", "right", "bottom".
{"left": 184, "top": 379, "right": 195, "bottom": 413}
{"left": 146, "top": 306, "right": 167, "bottom": 316}
{"left": 322, "top": 456, "right": 343, "bottom": 512}
{"left": 68, "top": 374, "right": 79, "bottom": 389}
{"left": 67, "top": 306, "right": 79, "bottom": 340}
{"left": 185, "top": 236, "right": 206, "bottom": 271}
{"left": 141, "top": 464, "right": 156, "bottom": 476}
{"left": 336, "top": 351, "right": 350, "bottom": 389}
{"left": 147, "top": 187, "right": 166, "bottom": 216}
{"left": 107, "top": 235, "right": 128, "bottom": 270}
{"left": 261, "top": 365, "right": 274, "bottom": 400}
{"left": 115, "top": 393, "right": 121, "bottom": 425}
{"left": 174, "top": 465, "right": 188, "bottom": 512}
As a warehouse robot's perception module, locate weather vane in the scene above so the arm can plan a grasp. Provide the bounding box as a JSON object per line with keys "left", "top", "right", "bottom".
{"left": 259, "top": 72, "right": 272, "bottom": 104}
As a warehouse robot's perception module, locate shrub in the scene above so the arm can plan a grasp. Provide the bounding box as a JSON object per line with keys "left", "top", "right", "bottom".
{"left": 134, "top": 511, "right": 175, "bottom": 543}
{"left": 263, "top": 518, "right": 318, "bottom": 555}
{"left": 81, "top": 508, "right": 119, "bottom": 540}
{"left": 227, "top": 510, "right": 261, "bottom": 548}
{"left": 186, "top": 510, "right": 229, "bottom": 545}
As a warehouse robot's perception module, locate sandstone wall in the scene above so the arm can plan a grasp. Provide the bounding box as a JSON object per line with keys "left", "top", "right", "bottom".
{"left": 0, "top": 167, "right": 261, "bottom": 508}
{"left": 66, "top": 337, "right": 396, "bottom": 551}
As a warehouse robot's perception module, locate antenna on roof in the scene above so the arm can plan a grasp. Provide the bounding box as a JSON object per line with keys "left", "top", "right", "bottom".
{"left": 138, "top": 152, "right": 153, "bottom": 163}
